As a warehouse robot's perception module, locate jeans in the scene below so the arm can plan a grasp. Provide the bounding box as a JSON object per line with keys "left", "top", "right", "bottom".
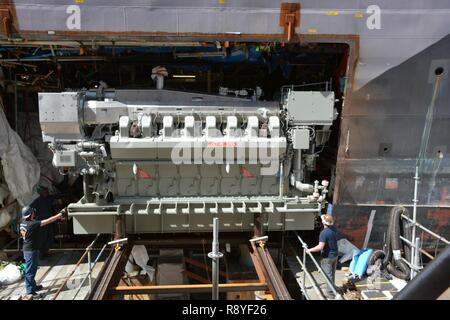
{"left": 321, "top": 257, "right": 338, "bottom": 298}
{"left": 23, "top": 250, "right": 39, "bottom": 294}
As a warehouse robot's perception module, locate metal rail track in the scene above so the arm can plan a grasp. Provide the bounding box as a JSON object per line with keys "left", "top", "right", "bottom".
{"left": 88, "top": 242, "right": 132, "bottom": 300}
{"left": 250, "top": 240, "right": 292, "bottom": 300}
{"left": 87, "top": 233, "right": 291, "bottom": 300}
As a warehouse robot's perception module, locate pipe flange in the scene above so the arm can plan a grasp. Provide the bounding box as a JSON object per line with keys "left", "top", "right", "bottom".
{"left": 208, "top": 252, "right": 224, "bottom": 259}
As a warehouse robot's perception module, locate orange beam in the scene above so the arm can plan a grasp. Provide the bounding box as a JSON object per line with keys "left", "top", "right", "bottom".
{"left": 111, "top": 282, "right": 267, "bottom": 295}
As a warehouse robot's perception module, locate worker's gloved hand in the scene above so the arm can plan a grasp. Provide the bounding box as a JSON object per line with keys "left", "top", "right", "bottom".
{"left": 60, "top": 208, "right": 68, "bottom": 220}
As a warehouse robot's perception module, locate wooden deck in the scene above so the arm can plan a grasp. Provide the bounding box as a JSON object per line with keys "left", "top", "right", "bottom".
{"left": 0, "top": 251, "right": 106, "bottom": 300}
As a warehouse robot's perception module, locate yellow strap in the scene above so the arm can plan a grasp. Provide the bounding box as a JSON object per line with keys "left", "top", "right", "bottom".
{"left": 356, "top": 281, "right": 391, "bottom": 287}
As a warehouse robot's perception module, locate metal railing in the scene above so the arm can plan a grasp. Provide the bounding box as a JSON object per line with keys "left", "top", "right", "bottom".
{"left": 292, "top": 231, "right": 343, "bottom": 300}
{"left": 407, "top": 71, "right": 446, "bottom": 279}
{"left": 280, "top": 79, "right": 333, "bottom": 105}
{"left": 400, "top": 158, "right": 450, "bottom": 280}
{"left": 400, "top": 212, "right": 449, "bottom": 278}
{"left": 52, "top": 234, "right": 109, "bottom": 300}
{"left": 70, "top": 242, "right": 109, "bottom": 300}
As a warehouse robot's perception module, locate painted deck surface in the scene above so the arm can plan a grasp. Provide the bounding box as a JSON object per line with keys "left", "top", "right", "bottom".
{"left": 0, "top": 251, "right": 106, "bottom": 300}
{"left": 286, "top": 256, "right": 346, "bottom": 300}
{"left": 286, "top": 256, "right": 407, "bottom": 300}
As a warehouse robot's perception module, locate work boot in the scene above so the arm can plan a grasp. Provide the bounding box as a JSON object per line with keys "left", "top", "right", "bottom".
{"left": 34, "top": 284, "right": 44, "bottom": 291}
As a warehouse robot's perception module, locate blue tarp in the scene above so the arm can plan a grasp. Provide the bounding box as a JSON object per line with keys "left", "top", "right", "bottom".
{"left": 350, "top": 248, "right": 373, "bottom": 278}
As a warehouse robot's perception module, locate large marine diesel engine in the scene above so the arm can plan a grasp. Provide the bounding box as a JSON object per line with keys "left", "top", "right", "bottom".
{"left": 38, "top": 88, "right": 336, "bottom": 234}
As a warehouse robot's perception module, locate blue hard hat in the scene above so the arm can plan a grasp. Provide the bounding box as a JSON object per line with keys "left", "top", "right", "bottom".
{"left": 21, "top": 206, "right": 34, "bottom": 219}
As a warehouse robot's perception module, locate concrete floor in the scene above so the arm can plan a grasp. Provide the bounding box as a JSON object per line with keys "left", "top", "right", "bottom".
{"left": 0, "top": 250, "right": 106, "bottom": 300}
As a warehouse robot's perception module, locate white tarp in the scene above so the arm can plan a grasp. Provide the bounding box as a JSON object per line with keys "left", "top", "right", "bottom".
{"left": 338, "top": 238, "right": 360, "bottom": 264}
{"left": 0, "top": 264, "right": 22, "bottom": 285}
{"left": 125, "top": 245, "right": 155, "bottom": 282}
{"left": 0, "top": 105, "right": 40, "bottom": 206}
{"left": 0, "top": 204, "right": 17, "bottom": 230}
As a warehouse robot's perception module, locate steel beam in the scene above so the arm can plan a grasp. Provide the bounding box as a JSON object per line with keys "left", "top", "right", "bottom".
{"left": 250, "top": 240, "right": 291, "bottom": 300}
{"left": 133, "top": 234, "right": 254, "bottom": 248}
{"left": 110, "top": 282, "right": 267, "bottom": 295}
{"left": 88, "top": 243, "right": 132, "bottom": 300}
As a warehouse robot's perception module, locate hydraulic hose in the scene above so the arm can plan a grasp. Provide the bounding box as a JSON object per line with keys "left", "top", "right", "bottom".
{"left": 367, "top": 249, "right": 385, "bottom": 276}
{"left": 382, "top": 209, "right": 395, "bottom": 267}
{"left": 387, "top": 257, "right": 410, "bottom": 280}
{"left": 383, "top": 206, "right": 411, "bottom": 280}
{"left": 394, "top": 245, "right": 450, "bottom": 300}
{"left": 368, "top": 250, "right": 385, "bottom": 266}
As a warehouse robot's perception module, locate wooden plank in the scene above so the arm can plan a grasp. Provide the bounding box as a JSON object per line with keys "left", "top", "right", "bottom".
{"left": 72, "top": 260, "right": 106, "bottom": 300}
{"left": 56, "top": 255, "right": 107, "bottom": 300}
{"left": 40, "top": 252, "right": 77, "bottom": 300}
{"left": 35, "top": 254, "right": 65, "bottom": 284}
{"left": 0, "top": 254, "right": 56, "bottom": 300}
{"left": 122, "top": 276, "right": 153, "bottom": 300}
{"left": 56, "top": 254, "right": 103, "bottom": 301}
{"left": 0, "top": 252, "right": 70, "bottom": 300}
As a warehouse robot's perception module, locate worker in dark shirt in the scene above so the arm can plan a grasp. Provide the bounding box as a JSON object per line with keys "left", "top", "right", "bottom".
{"left": 306, "top": 214, "right": 338, "bottom": 299}
{"left": 19, "top": 206, "right": 63, "bottom": 300}
{"left": 30, "top": 186, "right": 58, "bottom": 259}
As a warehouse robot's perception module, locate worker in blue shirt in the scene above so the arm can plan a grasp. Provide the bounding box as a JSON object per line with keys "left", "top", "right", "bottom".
{"left": 306, "top": 214, "right": 338, "bottom": 299}
{"left": 30, "top": 186, "right": 58, "bottom": 259}
{"left": 19, "top": 206, "right": 64, "bottom": 300}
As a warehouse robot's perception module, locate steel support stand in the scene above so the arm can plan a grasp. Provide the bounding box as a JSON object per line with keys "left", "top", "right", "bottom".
{"left": 208, "top": 217, "right": 223, "bottom": 300}
{"left": 411, "top": 166, "right": 419, "bottom": 279}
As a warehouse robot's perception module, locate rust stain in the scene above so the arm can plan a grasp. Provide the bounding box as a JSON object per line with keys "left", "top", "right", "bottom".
{"left": 24, "top": 31, "right": 357, "bottom": 40}
{"left": 1, "top": 30, "right": 360, "bottom": 50}
{"left": 425, "top": 208, "right": 450, "bottom": 238}
{"left": 337, "top": 207, "right": 449, "bottom": 250}
{"left": 336, "top": 213, "right": 370, "bottom": 248}
{"left": 0, "top": 8, "right": 11, "bottom": 37}
{"left": 279, "top": 2, "right": 301, "bottom": 42}
{"left": 0, "top": 0, "right": 19, "bottom": 38}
